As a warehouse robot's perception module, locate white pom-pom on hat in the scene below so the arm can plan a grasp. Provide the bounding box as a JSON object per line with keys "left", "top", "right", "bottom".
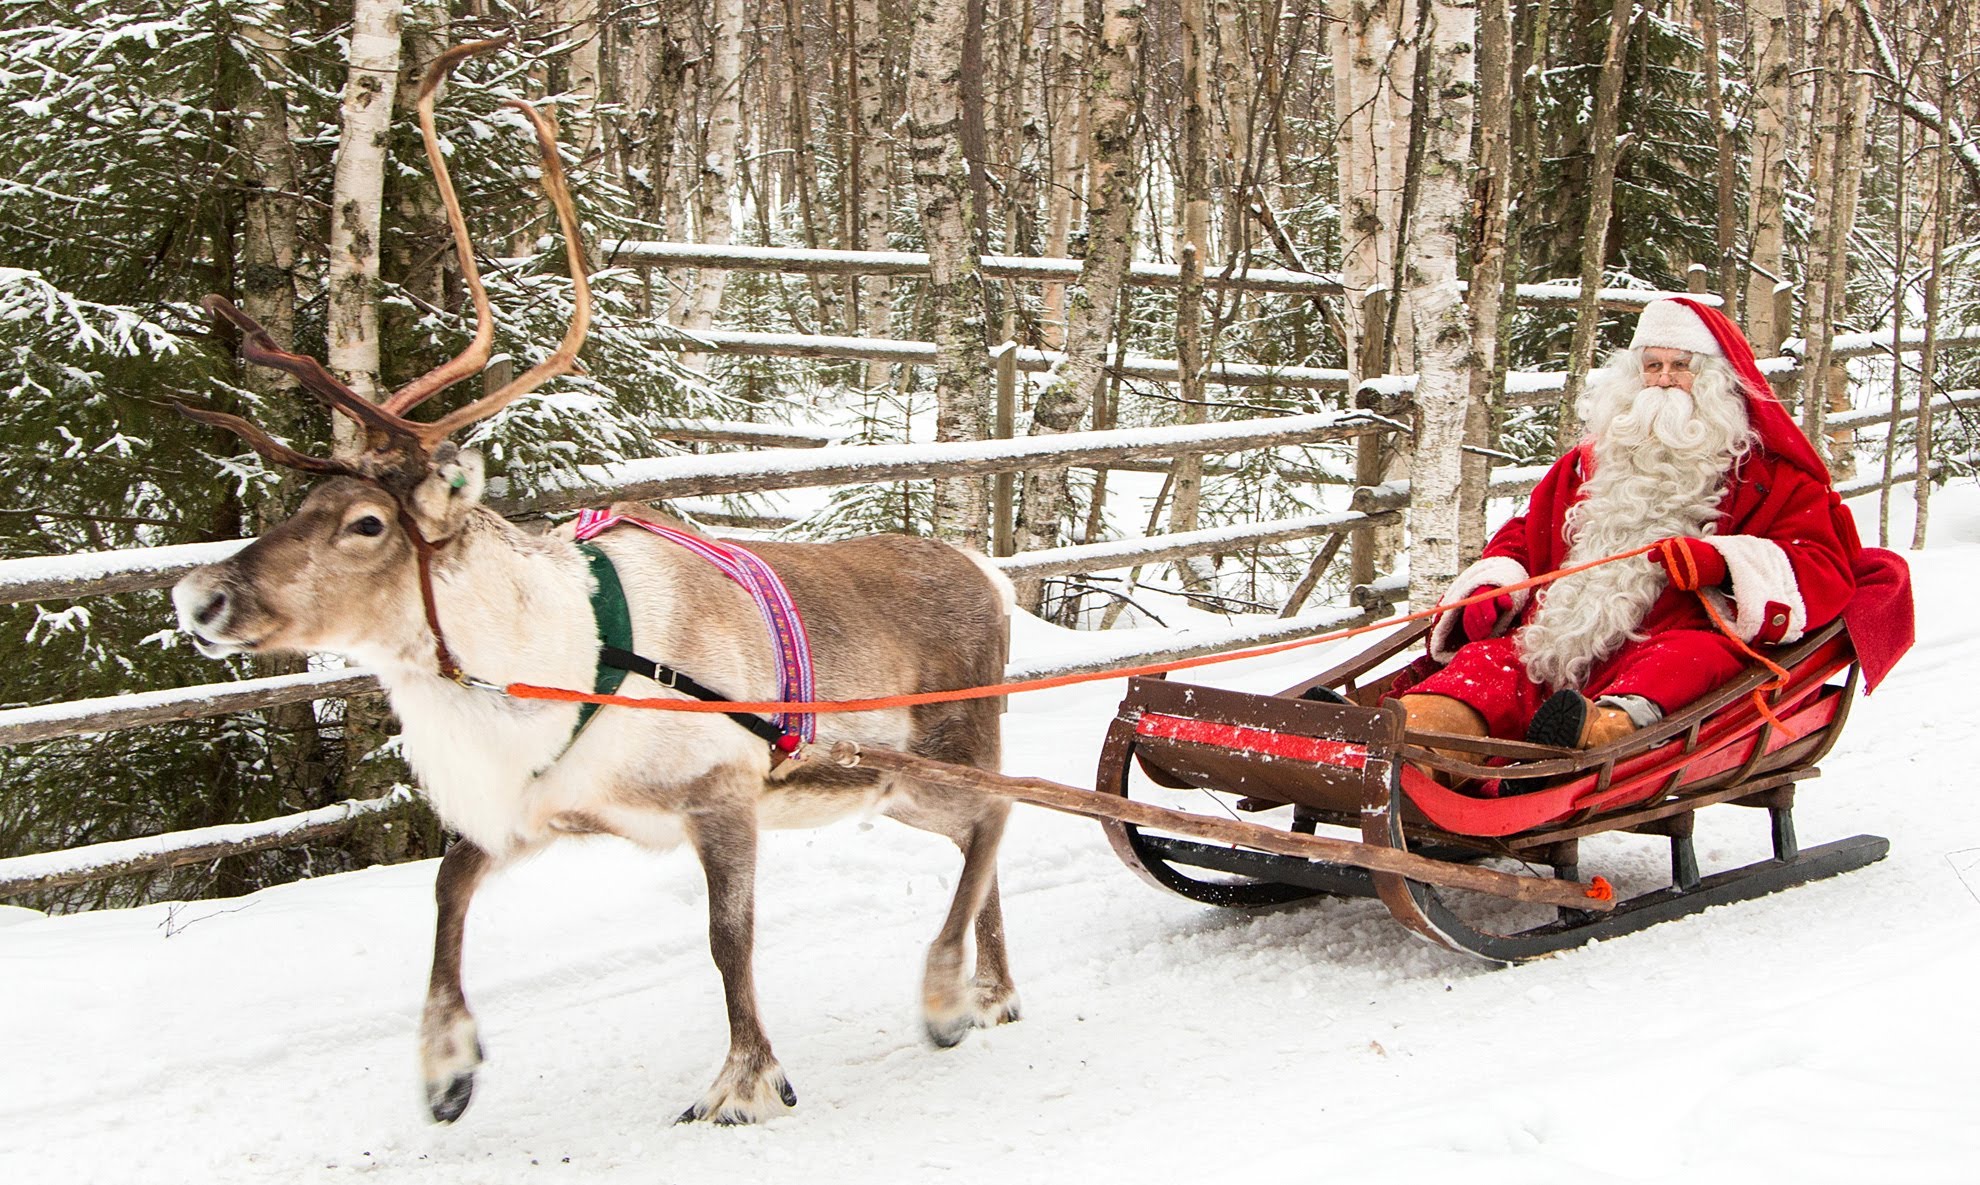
{"left": 1630, "top": 299, "right": 1723, "bottom": 358}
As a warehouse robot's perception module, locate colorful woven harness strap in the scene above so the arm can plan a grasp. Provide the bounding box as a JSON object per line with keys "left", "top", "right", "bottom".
{"left": 572, "top": 510, "right": 817, "bottom": 746}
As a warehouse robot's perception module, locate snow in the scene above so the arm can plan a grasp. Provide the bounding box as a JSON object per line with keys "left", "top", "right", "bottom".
{"left": 2, "top": 487, "right": 1979, "bottom": 1183}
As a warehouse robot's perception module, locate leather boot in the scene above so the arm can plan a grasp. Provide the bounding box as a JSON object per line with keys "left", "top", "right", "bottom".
{"left": 1527, "top": 690, "right": 1638, "bottom": 750}
{"left": 1397, "top": 693, "right": 1490, "bottom": 785}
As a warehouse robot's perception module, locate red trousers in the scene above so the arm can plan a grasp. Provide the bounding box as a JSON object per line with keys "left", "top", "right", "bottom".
{"left": 1402, "top": 631, "right": 1749, "bottom": 741}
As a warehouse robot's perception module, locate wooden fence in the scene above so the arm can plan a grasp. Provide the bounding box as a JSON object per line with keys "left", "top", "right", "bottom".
{"left": 3, "top": 245, "right": 1973, "bottom": 900}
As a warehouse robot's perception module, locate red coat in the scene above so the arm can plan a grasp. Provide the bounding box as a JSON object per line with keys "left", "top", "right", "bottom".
{"left": 1428, "top": 442, "right": 1912, "bottom": 698}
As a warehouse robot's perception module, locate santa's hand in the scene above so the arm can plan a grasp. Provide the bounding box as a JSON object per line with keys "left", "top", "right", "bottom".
{"left": 1461, "top": 590, "right": 1515, "bottom": 641}
{"left": 1655, "top": 537, "right": 1729, "bottom": 591}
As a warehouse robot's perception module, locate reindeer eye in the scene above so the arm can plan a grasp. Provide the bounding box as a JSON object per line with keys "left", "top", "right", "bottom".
{"left": 348, "top": 515, "right": 387, "bottom": 538}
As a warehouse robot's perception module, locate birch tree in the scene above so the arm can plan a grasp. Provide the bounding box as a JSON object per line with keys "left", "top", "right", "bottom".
{"left": 680, "top": 0, "right": 746, "bottom": 347}
{"left": 909, "top": 0, "right": 993, "bottom": 545}
{"left": 1332, "top": 0, "right": 1416, "bottom": 587}
{"left": 1038, "top": 0, "right": 1089, "bottom": 348}
{"left": 851, "top": 0, "right": 896, "bottom": 381}
{"left": 1555, "top": 0, "right": 1634, "bottom": 449}
{"left": 1463, "top": 0, "right": 1513, "bottom": 559}
{"left": 1167, "top": 0, "right": 1213, "bottom": 577}
{"left": 1013, "top": 1, "right": 1143, "bottom": 571}
{"left": 1405, "top": 0, "right": 1478, "bottom": 609}
{"left": 325, "top": 0, "right": 404, "bottom": 445}
{"left": 1745, "top": 0, "right": 1792, "bottom": 352}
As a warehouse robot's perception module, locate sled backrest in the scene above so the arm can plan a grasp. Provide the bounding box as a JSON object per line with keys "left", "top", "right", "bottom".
{"left": 1111, "top": 675, "right": 1405, "bottom": 815}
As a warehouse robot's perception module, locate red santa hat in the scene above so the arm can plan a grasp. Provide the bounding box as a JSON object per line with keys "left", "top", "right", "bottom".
{"left": 1631, "top": 296, "right": 1831, "bottom": 486}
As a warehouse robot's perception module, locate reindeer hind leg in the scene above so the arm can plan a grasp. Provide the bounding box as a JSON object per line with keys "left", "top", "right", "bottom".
{"left": 887, "top": 785, "right": 1018, "bottom": 1047}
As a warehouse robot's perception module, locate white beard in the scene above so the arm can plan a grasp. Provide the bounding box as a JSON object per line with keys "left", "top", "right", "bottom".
{"left": 1516, "top": 354, "right": 1756, "bottom": 691}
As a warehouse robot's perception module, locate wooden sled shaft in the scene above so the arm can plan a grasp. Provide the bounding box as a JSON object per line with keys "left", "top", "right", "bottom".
{"left": 828, "top": 742, "right": 1615, "bottom": 913}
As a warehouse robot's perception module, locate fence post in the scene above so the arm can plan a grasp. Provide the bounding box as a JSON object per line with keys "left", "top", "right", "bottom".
{"left": 991, "top": 341, "right": 1018, "bottom": 557}
{"left": 1687, "top": 263, "right": 1709, "bottom": 294}
{"left": 1350, "top": 290, "right": 1391, "bottom": 589}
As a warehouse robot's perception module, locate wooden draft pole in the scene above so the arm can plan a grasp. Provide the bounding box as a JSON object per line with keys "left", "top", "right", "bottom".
{"left": 830, "top": 743, "right": 1617, "bottom": 912}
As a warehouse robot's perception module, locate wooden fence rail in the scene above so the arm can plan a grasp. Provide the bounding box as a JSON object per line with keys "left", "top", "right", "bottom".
{"left": 594, "top": 241, "right": 1715, "bottom": 311}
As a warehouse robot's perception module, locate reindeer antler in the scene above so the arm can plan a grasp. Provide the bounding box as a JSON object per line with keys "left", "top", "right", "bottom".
{"left": 407, "top": 96, "right": 592, "bottom": 448}
{"left": 185, "top": 38, "right": 593, "bottom": 478}
{"left": 379, "top": 38, "right": 506, "bottom": 417}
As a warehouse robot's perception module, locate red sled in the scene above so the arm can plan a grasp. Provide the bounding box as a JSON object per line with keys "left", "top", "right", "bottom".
{"left": 1095, "top": 617, "right": 1885, "bottom": 961}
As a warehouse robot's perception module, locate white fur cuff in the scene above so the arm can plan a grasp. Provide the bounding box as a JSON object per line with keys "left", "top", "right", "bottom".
{"left": 1430, "top": 555, "right": 1531, "bottom": 662}
{"left": 1699, "top": 535, "right": 1806, "bottom": 644}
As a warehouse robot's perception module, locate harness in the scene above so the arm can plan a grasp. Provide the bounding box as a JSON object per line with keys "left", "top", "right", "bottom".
{"left": 400, "top": 502, "right": 816, "bottom": 763}
{"left": 571, "top": 510, "right": 816, "bottom": 758}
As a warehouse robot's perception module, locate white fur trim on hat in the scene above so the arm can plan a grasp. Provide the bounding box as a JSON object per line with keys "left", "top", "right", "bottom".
{"left": 1698, "top": 534, "right": 1806, "bottom": 645}
{"left": 1631, "top": 299, "right": 1722, "bottom": 358}
{"left": 1430, "top": 555, "right": 1530, "bottom": 662}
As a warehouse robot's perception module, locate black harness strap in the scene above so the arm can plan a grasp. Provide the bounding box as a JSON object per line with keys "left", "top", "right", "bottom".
{"left": 595, "top": 645, "right": 789, "bottom": 749}
{"left": 579, "top": 541, "right": 791, "bottom": 753}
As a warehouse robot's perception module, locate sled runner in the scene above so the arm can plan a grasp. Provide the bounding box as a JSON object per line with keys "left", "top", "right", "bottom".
{"left": 1090, "top": 617, "right": 1887, "bottom": 962}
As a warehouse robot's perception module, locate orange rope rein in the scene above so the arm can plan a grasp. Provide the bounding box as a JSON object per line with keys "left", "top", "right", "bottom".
{"left": 504, "top": 543, "right": 1665, "bottom": 715}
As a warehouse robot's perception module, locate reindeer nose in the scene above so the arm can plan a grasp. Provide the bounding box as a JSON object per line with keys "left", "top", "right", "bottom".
{"left": 191, "top": 588, "right": 229, "bottom": 629}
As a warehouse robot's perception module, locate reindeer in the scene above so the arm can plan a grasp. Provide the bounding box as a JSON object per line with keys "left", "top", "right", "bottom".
{"left": 171, "top": 41, "right": 1018, "bottom": 1126}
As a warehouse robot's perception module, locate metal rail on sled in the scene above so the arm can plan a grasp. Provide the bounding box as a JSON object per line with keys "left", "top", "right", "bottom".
{"left": 837, "top": 618, "right": 1885, "bottom": 962}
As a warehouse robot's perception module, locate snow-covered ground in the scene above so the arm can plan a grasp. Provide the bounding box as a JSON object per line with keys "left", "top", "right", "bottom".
{"left": 3, "top": 487, "right": 1978, "bottom": 1185}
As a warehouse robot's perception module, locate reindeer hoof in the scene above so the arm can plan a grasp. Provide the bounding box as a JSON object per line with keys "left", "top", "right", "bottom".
{"left": 420, "top": 1016, "right": 484, "bottom": 1124}
{"left": 428, "top": 1071, "right": 477, "bottom": 1124}
{"left": 926, "top": 982, "right": 1021, "bottom": 1047}
{"left": 677, "top": 1062, "right": 797, "bottom": 1125}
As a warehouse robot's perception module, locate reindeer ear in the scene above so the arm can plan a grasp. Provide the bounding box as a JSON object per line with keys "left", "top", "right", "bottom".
{"left": 407, "top": 448, "right": 486, "bottom": 539}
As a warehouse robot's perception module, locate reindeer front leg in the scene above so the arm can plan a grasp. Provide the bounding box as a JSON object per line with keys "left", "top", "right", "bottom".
{"left": 420, "top": 838, "right": 493, "bottom": 1123}
{"left": 678, "top": 790, "right": 796, "bottom": 1124}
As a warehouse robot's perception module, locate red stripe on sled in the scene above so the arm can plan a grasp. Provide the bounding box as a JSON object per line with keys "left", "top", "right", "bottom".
{"left": 1136, "top": 713, "right": 1368, "bottom": 769}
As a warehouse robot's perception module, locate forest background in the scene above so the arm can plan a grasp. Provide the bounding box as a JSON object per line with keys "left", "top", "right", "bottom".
{"left": 0, "top": 0, "right": 1974, "bottom": 910}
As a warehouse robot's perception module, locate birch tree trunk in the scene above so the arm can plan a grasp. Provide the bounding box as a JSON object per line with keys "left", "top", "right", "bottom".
{"left": 1914, "top": 53, "right": 1950, "bottom": 549}
{"left": 852, "top": 0, "right": 896, "bottom": 383}
{"left": 909, "top": 0, "right": 993, "bottom": 546}
{"left": 230, "top": 3, "right": 332, "bottom": 811}
{"left": 1699, "top": 0, "right": 1739, "bottom": 315}
{"left": 1333, "top": 0, "right": 1416, "bottom": 588}
{"left": 1405, "top": 0, "right": 1478, "bottom": 610}
{"left": 1555, "top": 0, "right": 1634, "bottom": 450}
{"left": 1167, "top": 0, "right": 1213, "bottom": 585}
{"left": 1039, "top": 0, "right": 1088, "bottom": 349}
{"left": 1012, "top": 1, "right": 1143, "bottom": 581}
{"left": 783, "top": 0, "right": 843, "bottom": 331}
{"left": 547, "top": 0, "right": 602, "bottom": 159}
{"left": 1796, "top": 0, "right": 1866, "bottom": 465}
{"left": 1463, "top": 0, "right": 1513, "bottom": 560}
{"left": 1745, "top": 0, "right": 1791, "bottom": 353}
{"left": 681, "top": 0, "right": 746, "bottom": 350}
{"left": 383, "top": 1, "right": 449, "bottom": 392}
{"left": 326, "top": 0, "right": 404, "bottom": 452}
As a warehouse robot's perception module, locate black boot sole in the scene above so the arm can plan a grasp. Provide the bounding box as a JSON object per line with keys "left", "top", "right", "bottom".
{"left": 1525, "top": 689, "right": 1590, "bottom": 749}
{"left": 1503, "top": 690, "right": 1590, "bottom": 795}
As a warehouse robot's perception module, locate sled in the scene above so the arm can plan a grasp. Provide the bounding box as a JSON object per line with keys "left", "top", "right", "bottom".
{"left": 1089, "top": 617, "right": 1888, "bottom": 961}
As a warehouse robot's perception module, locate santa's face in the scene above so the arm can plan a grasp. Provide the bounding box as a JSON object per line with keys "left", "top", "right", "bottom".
{"left": 1639, "top": 346, "right": 1696, "bottom": 393}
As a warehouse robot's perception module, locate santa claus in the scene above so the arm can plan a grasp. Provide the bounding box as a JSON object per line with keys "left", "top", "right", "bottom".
{"left": 1396, "top": 297, "right": 1913, "bottom": 758}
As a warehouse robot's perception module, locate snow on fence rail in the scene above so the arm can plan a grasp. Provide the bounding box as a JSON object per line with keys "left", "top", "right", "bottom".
{"left": 0, "top": 787, "right": 418, "bottom": 899}
{"left": 592, "top": 241, "right": 1715, "bottom": 311}
{"left": 0, "top": 410, "right": 1394, "bottom": 607}
{"left": 498, "top": 408, "right": 1395, "bottom": 517}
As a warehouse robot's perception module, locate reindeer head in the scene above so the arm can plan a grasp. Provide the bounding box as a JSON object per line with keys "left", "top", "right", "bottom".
{"left": 175, "top": 39, "right": 588, "bottom": 675}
